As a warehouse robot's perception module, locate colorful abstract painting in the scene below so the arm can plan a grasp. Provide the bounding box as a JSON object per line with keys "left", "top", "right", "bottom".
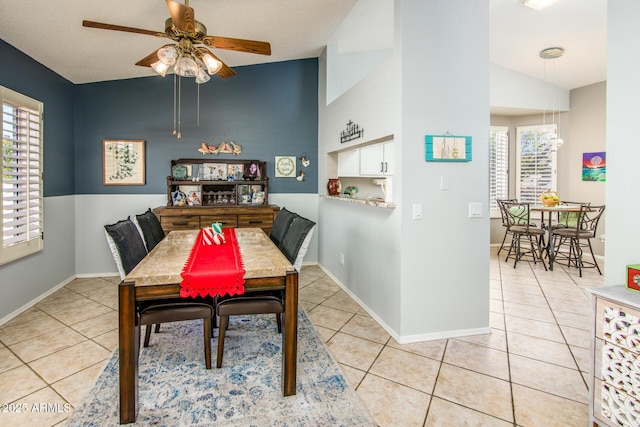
{"left": 582, "top": 152, "right": 606, "bottom": 182}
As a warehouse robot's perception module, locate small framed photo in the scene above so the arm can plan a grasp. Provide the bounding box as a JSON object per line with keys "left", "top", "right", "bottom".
{"left": 243, "top": 162, "right": 262, "bottom": 179}
{"left": 252, "top": 191, "right": 265, "bottom": 204}
{"left": 227, "top": 164, "right": 244, "bottom": 181}
{"left": 425, "top": 134, "right": 472, "bottom": 162}
{"left": 237, "top": 185, "right": 252, "bottom": 204}
{"left": 103, "top": 139, "right": 145, "bottom": 185}
{"left": 203, "top": 163, "right": 228, "bottom": 180}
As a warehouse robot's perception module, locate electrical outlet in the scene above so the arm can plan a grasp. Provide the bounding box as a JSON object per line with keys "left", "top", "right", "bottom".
{"left": 468, "top": 202, "right": 482, "bottom": 218}
{"left": 340, "top": 253, "right": 345, "bottom": 265}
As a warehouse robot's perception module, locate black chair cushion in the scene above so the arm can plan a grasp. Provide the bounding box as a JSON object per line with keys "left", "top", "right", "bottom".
{"left": 280, "top": 216, "right": 316, "bottom": 264}
{"left": 140, "top": 302, "right": 213, "bottom": 325}
{"left": 104, "top": 218, "right": 148, "bottom": 276}
{"left": 217, "top": 295, "right": 283, "bottom": 316}
{"left": 269, "top": 208, "right": 298, "bottom": 247}
{"left": 135, "top": 208, "right": 165, "bottom": 251}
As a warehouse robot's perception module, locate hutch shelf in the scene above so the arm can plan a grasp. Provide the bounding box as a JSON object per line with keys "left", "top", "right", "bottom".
{"left": 154, "top": 158, "right": 279, "bottom": 234}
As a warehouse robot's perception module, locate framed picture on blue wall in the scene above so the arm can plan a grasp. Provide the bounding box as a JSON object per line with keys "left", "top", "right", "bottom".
{"left": 103, "top": 139, "right": 145, "bottom": 185}
{"left": 425, "top": 134, "right": 472, "bottom": 162}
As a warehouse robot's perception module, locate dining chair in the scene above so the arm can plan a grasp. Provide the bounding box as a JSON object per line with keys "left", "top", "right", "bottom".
{"left": 502, "top": 201, "right": 547, "bottom": 270}
{"left": 269, "top": 207, "right": 298, "bottom": 247}
{"left": 553, "top": 201, "right": 591, "bottom": 230}
{"left": 134, "top": 208, "right": 165, "bottom": 251}
{"left": 496, "top": 199, "right": 518, "bottom": 255}
{"left": 133, "top": 208, "right": 171, "bottom": 336}
{"left": 215, "top": 215, "right": 316, "bottom": 368}
{"left": 104, "top": 217, "right": 214, "bottom": 369}
{"left": 552, "top": 204, "right": 605, "bottom": 277}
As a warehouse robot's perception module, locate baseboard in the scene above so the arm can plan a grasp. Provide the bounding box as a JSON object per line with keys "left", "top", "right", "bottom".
{"left": 76, "top": 272, "right": 120, "bottom": 279}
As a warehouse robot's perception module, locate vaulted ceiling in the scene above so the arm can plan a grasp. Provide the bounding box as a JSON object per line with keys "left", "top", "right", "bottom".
{"left": 0, "top": 0, "right": 606, "bottom": 90}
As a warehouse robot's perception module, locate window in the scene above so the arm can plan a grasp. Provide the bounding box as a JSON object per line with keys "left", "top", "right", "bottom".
{"left": 516, "top": 124, "right": 557, "bottom": 204}
{"left": 1, "top": 86, "right": 43, "bottom": 265}
{"left": 489, "top": 126, "right": 509, "bottom": 217}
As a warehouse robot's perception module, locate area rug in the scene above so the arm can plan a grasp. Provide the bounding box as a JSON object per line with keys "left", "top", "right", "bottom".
{"left": 66, "top": 309, "right": 375, "bottom": 426}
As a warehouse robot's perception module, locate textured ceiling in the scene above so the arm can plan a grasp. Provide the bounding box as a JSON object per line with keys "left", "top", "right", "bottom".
{"left": 0, "top": 0, "right": 606, "bottom": 90}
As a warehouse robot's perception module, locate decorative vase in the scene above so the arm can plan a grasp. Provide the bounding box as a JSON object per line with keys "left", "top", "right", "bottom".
{"left": 327, "top": 178, "right": 341, "bottom": 196}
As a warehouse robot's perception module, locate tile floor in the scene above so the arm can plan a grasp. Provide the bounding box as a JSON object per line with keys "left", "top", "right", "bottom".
{"left": 0, "top": 248, "right": 604, "bottom": 426}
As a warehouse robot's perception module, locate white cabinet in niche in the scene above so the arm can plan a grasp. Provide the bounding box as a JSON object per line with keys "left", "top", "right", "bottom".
{"left": 359, "top": 142, "right": 394, "bottom": 176}
{"left": 337, "top": 149, "right": 360, "bottom": 177}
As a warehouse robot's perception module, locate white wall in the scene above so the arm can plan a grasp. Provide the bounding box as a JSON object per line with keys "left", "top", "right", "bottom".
{"left": 318, "top": 0, "right": 490, "bottom": 342}
{"left": 604, "top": 1, "right": 640, "bottom": 284}
{"left": 1, "top": 196, "right": 75, "bottom": 321}
{"left": 74, "top": 194, "right": 319, "bottom": 276}
{"left": 491, "top": 64, "right": 569, "bottom": 113}
{"left": 398, "top": 0, "right": 490, "bottom": 339}
{"left": 318, "top": 1, "right": 402, "bottom": 333}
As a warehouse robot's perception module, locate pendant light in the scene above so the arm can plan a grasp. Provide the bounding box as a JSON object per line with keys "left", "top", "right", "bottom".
{"left": 540, "top": 47, "right": 565, "bottom": 151}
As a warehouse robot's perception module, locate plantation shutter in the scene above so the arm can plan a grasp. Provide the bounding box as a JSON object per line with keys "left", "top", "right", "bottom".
{"left": 516, "top": 124, "right": 557, "bottom": 204}
{"left": 489, "top": 126, "right": 509, "bottom": 216}
{"left": 1, "top": 86, "right": 44, "bottom": 265}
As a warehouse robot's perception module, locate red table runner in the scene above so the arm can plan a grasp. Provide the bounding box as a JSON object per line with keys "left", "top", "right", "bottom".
{"left": 180, "top": 228, "right": 246, "bottom": 298}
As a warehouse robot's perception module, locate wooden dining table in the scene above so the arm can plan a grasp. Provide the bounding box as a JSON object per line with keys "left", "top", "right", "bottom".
{"left": 118, "top": 228, "right": 298, "bottom": 424}
{"left": 531, "top": 204, "right": 584, "bottom": 271}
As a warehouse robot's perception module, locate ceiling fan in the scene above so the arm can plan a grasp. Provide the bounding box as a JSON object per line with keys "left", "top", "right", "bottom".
{"left": 82, "top": 0, "right": 271, "bottom": 81}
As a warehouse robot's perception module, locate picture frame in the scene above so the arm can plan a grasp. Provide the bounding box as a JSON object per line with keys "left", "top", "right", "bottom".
{"left": 425, "top": 134, "right": 472, "bottom": 162}
{"left": 582, "top": 151, "right": 606, "bottom": 182}
{"left": 243, "top": 162, "right": 262, "bottom": 180}
{"left": 103, "top": 139, "right": 145, "bottom": 185}
{"left": 202, "top": 163, "right": 227, "bottom": 180}
{"left": 275, "top": 156, "right": 296, "bottom": 177}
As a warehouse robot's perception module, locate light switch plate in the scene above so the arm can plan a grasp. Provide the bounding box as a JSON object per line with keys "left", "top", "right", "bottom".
{"left": 412, "top": 203, "right": 423, "bottom": 220}
{"left": 440, "top": 176, "right": 449, "bottom": 190}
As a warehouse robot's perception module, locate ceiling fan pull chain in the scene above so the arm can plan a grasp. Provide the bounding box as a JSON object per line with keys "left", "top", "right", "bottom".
{"left": 173, "top": 73, "right": 177, "bottom": 136}
{"left": 177, "top": 76, "right": 182, "bottom": 139}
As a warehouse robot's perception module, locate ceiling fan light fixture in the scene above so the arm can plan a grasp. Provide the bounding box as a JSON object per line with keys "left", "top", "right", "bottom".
{"left": 157, "top": 45, "right": 178, "bottom": 65}
{"left": 202, "top": 53, "right": 222, "bottom": 75}
{"left": 174, "top": 54, "right": 198, "bottom": 77}
{"left": 151, "top": 61, "right": 170, "bottom": 77}
{"left": 195, "top": 67, "right": 211, "bottom": 84}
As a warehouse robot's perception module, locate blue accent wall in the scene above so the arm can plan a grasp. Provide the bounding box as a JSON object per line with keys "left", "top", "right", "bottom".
{"left": 74, "top": 59, "right": 318, "bottom": 194}
{"left": 0, "top": 40, "right": 75, "bottom": 197}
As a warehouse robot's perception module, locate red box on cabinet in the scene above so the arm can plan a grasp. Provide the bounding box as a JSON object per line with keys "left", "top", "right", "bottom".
{"left": 627, "top": 264, "right": 640, "bottom": 291}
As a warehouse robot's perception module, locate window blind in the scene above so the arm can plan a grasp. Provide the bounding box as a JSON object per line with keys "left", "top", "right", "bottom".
{"left": 516, "top": 124, "right": 557, "bottom": 204}
{"left": 489, "top": 126, "right": 509, "bottom": 215}
{"left": 1, "top": 86, "right": 43, "bottom": 265}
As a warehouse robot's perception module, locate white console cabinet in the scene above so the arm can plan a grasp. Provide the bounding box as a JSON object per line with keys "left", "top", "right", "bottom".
{"left": 590, "top": 286, "right": 640, "bottom": 426}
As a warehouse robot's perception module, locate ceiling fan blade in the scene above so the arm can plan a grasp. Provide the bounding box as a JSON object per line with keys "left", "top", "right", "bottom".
{"left": 203, "top": 36, "right": 271, "bottom": 56}
{"left": 135, "top": 49, "right": 162, "bottom": 67}
{"left": 82, "top": 20, "right": 164, "bottom": 37}
{"left": 166, "top": 0, "right": 195, "bottom": 34}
